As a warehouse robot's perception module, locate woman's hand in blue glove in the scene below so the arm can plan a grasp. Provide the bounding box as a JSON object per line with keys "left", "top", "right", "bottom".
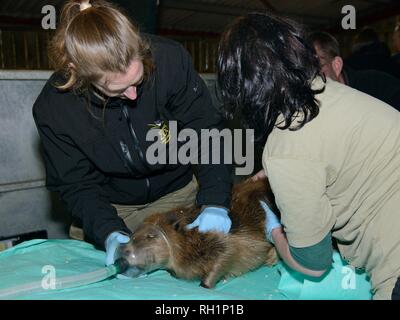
{"left": 187, "top": 206, "right": 232, "bottom": 234}
{"left": 104, "top": 231, "right": 130, "bottom": 266}
{"left": 259, "top": 201, "right": 281, "bottom": 244}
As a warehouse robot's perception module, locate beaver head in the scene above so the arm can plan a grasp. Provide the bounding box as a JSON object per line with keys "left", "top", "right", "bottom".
{"left": 114, "top": 211, "right": 188, "bottom": 277}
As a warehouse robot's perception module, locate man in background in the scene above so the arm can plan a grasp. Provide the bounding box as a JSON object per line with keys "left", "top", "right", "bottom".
{"left": 309, "top": 31, "right": 400, "bottom": 111}
{"left": 346, "top": 27, "right": 400, "bottom": 79}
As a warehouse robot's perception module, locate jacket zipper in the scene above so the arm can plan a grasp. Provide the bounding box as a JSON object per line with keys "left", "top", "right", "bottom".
{"left": 119, "top": 140, "right": 138, "bottom": 175}
{"left": 121, "top": 104, "right": 151, "bottom": 202}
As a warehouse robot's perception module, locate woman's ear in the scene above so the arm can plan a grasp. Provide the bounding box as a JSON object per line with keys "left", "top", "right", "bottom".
{"left": 331, "top": 56, "right": 344, "bottom": 79}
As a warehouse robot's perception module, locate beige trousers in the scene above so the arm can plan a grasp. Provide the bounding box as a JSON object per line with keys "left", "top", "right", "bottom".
{"left": 69, "top": 176, "right": 198, "bottom": 240}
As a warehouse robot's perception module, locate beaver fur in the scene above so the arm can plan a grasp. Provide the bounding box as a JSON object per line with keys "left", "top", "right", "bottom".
{"left": 118, "top": 178, "right": 279, "bottom": 288}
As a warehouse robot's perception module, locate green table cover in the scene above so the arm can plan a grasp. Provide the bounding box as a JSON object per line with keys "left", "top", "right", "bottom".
{"left": 0, "top": 239, "right": 372, "bottom": 300}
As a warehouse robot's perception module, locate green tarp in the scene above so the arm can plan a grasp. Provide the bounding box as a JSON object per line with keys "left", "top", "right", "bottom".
{"left": 0, "top": 239, "right": 372, "bottom": 300}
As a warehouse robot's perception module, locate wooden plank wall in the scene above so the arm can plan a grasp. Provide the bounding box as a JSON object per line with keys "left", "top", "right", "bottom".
{"left": 0, "top": 29, "right": 52, "bottom": 70}
{"left": 1, "top": 14, "right": 399, "bottom": 71}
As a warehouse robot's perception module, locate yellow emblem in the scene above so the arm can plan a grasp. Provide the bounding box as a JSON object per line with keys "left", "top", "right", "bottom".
{"left": 149, "top": 121, "right": 170, "bottom": 144}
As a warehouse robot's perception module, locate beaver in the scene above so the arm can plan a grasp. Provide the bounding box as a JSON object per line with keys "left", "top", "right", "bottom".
{"left": 115, "top": 178, "right": 279, "bottom": 289}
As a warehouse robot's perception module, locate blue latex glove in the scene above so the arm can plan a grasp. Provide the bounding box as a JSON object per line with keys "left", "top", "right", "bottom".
{"left": 105, "top": 231, "right": 130, "bottom": 266}
{"left": 187, "top": 207, "right": 232, "bottom": 234}
{"left": 260, "top": 201, "right": 281, "bottom": 244}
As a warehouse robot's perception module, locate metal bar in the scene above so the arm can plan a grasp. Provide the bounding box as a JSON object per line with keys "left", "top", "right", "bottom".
{"left": 0, "top": 70, "right": 52, "bottom": 79}
{"left": 0, "top": 179, "right": 46, "bottom": 193}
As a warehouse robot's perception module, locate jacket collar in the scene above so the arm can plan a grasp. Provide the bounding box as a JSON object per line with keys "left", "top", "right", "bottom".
{"left": 80, "top": 82, "right": 145, "bottom": 110}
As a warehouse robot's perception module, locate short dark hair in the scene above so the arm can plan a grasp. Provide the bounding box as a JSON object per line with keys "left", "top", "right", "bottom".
{"left": 217, "top": 12, "right": 324, "bottom": 144}
{"left": 308, "top": 31, "right": 341, "bottom": 59}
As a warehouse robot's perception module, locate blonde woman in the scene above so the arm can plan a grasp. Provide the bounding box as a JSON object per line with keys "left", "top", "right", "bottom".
{"left": 33, "top": 0, "right": 232, "bottom": 266}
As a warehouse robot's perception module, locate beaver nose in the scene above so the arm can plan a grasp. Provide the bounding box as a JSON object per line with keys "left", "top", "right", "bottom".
{"left": 114, "top": 257, "right": 129, "bottom": 273}
{"left": 114, "top": 244, "right": 135, "bottom": 262}
{"left": 114, "top": 258, "right": 143, "bottom": 278}
{"left": 121, "top": 247, "right": 134, "bottom": 258}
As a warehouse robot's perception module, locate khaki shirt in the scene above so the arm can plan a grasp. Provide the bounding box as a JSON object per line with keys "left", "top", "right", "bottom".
{"left": 263, "top": 77, "right": 400, "bottom": 297}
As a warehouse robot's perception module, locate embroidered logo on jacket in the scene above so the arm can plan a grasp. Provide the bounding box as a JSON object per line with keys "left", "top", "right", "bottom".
{"left": 148, "top": 121, "right": 170, "bottom": 144}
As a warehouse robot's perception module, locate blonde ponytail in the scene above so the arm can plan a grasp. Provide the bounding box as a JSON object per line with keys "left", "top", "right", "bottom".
{"left": 49, "top": 0, "right": 153, "bottom": 91}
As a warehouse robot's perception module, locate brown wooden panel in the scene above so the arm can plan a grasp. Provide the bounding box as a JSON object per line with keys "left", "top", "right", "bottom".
{"left": 13, "top": 30, "right": 26, "bottom": 69}
{"left": 37, "top": 31, "right": 52, "bottom": 70}
{"left": 1, "top": 30, "right": 16, "bottom": 69}
{"left": 23, "top": 31, "right": 37, "bottom": 69}
{"left": 0, "top": 30, "right": 4, "bottom": 69}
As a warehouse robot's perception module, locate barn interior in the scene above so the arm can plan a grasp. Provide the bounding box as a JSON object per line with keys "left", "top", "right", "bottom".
{"left": 0, "top": 0, "right": 399, "bottom": 300}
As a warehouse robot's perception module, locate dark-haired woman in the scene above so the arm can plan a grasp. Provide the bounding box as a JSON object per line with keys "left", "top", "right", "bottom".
{"left": 217, "top": 13, "right": 400, "bottom": 300}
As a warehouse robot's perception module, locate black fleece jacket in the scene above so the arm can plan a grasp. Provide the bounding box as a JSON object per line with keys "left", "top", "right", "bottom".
{"left": 33, "top": 34, "right": 232, "bottom": 248}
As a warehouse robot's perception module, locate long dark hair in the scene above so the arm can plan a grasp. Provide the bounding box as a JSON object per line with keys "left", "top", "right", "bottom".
{"left": 217, "top": 12, "right": 324, "bottom": 144}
